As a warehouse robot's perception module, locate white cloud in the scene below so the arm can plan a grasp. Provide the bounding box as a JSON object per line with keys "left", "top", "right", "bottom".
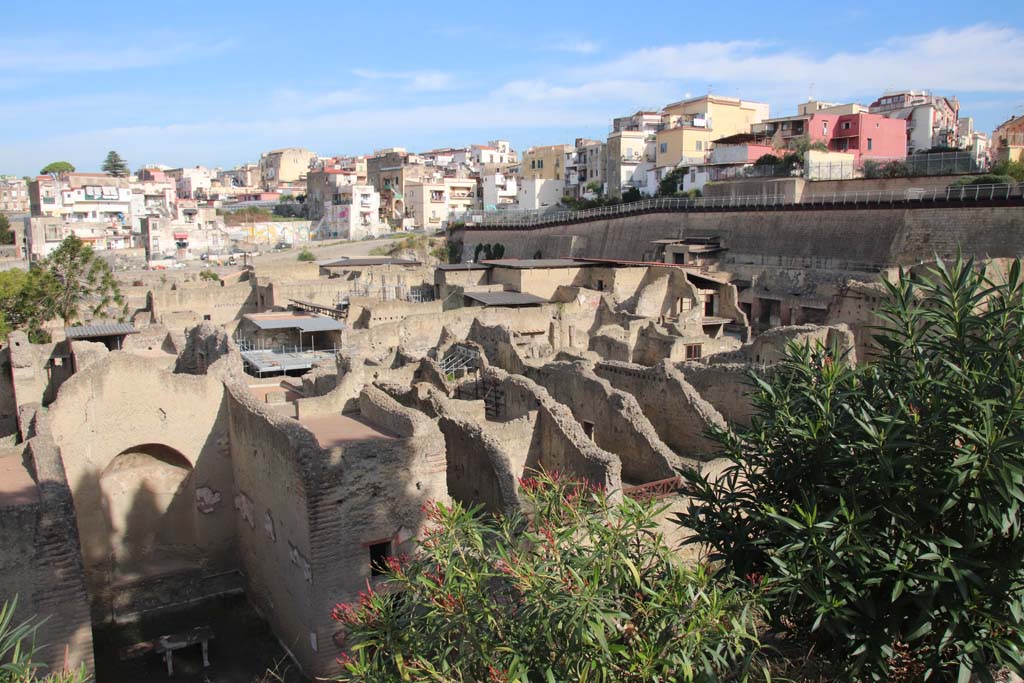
{"left": 352, "top": 68, "right": 456, "bottom": 92}
{"left": 585, "top": 24, "right": 1024, "bottom": 95}
{"left": 0, "top": 36, "right": 234, "bottom": 73}
{"left": 551, "top": 40, "right": 600, "bottom": 55}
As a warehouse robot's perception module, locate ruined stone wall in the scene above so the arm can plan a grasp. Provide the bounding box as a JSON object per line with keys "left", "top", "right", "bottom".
{"left": 489, "top": 368, "right": 622, "bottom": 492}
{"left": 594, "top": 360, "right": 727, "bottom": 459}
{"left": 174, "top": 323, "right": 242, "bottom": 375}
{"left": 679, "top": 363, "right": 762, "bottom": 427}
{"left": 351, "top": 298, "right": 444, "bottom": 329}
{"left": 710, "top": 323, "right": 856, "bottom": 366}
{"left": 0, "top": 347, "right": 16, "bottom": 437}
{"left": 519, "top": 362, "right": 684, "bottom": 482}
{"left": 304, "top": 386, "right": 448, "bottom": 675}
{"left": 265, "top": 279, "right": 354, "bottom": 309}
{"left": 459, "top": 205, "right": 1024, "bottom": 271}
{"left": 149, "top": 280, "right": 257, "bottom": 327}
{"left": 223, "top": 378, "right": 322, "bottom": 675}
{"left": 45, "top": 354, "right": 236, "bottom": 618}
{"left": 19, "top": 436, "right": 94, "bottom": 674}
{"left": 8, "top": 333, "right": 74, "bottom": 436}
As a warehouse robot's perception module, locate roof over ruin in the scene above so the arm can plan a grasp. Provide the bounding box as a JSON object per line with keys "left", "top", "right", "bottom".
{"left": 463, "top": 291, "right": 548, "bottom": 306}
{"left": 242, "top": 313, "right": 345, "bottom": 332}
{"left": 481, "top": 258, "right": 592, "bottom": 269}
{"left": 319, "top": 257, "right": 421, "bottom": 267}
{"left": 65, "top": 323, "right": 138, "bottom": 339}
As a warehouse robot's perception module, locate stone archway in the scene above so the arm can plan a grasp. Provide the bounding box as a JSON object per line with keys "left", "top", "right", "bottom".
{"left": 98, "top": 443, "right": 198, "bottom": 580}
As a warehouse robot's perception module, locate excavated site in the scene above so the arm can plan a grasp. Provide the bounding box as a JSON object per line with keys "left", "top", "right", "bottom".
{"left": 0, "top": 252, "right": 861, "bottom": 679}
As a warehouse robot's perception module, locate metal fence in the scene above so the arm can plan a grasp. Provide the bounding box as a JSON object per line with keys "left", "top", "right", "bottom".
{"left": 450, "top": 183, "right": 1021, "bottom": 230}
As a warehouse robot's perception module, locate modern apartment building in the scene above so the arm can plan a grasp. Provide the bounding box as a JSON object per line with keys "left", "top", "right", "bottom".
{"left": 654, "top": 95, "right": 770, "bottom": 172}
{"left": 868, "top": 91, "right": 959, "bottom": 153}
{"left": 758, "top": 105, "right": 907, "bottom": 161}
{"left": 564, "top": 139, "right": 606, "bottom": 198}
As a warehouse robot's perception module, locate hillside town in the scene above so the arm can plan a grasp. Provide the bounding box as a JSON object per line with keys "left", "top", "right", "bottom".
{"left": 1, "top": 89, "right": 1022, "bottom": 268}
{"left": 1, "top": 23, "right": 1024, "bottom": 679}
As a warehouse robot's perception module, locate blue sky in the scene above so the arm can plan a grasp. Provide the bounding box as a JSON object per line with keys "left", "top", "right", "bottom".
{"left": 1, "top": 0, "right": 1022, "bottom": 176}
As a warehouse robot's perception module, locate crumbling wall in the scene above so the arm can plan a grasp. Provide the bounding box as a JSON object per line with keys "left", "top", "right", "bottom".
{"left": 45, "top": 354, "right": 236, "bottom": 619}
{"left": 305, "top": 386, "right": 448, "bottom": 675}
{"left": 18, "top": 436, "right": 94, "bottom": 675}
{"left": 0, "top": 347, "right": 16, "bottom": 437}
{"left": 7, "top": 332, "right": 74, "bottom": 436}
{"left": 386, "top": 382, "right": 522, "bottom": 514}
{"left": 223, "top": 377, "right": 322, "bottom": 676}
{"left": 594, "top": 360, "right": 727, "bottom": 459}
{"left": 295, "top": 357, "right": 367, "bottom": 419}
{"left": 487, "top": 369, "right": 622, "bottom": 491}
{"left": 174, "top": 322, "right": 242, "bottom": 375}
{"left": 520, "top": 361, "right": 684, "bottom": 482}
{"left": 149, "top": 280, "right": 257, "bottom": 326}
{"left": 710, "top": 323, "right": 856, "bottom": 366}
{"left": 678, "top": 363, "right": 763, "bottom": 427}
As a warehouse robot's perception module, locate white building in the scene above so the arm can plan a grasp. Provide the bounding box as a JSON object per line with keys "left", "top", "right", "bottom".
{"left": 482, "top": 171, "right": 518, "bottom": 209}
{"left": 515, "top": 178, "right": 564, "bottom": 211}
{"left": 316, "top": 184, "right": 385, "bottom": 241}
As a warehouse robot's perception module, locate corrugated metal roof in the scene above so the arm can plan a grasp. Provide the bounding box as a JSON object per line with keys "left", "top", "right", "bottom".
{"left": 436, "top": 263, "right": 492, "bottom": 271}
{"left": 243, "top": 315, "right": 345, "bottom": 332}
{"left": 463, "top": 291, "right": 548, "bottom": 306}
{"left": 320, "top": 257, "right": 421, "bottom": 267}
{"left": 482, "top": 259, "right": 589, "bottom": 269}
{"left": 65, "top": 323, "right": 138, "bottom": 339}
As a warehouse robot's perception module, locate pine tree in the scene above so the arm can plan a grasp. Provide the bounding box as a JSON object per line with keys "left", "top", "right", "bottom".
{"left": 101, "top": 150, "right": 129, "bottom": 178}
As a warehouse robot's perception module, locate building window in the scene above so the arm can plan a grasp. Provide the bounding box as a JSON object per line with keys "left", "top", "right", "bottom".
{"left": 659, "top": 142, "right": 667, "bottom": 153}
{"left": 686, "top": 344, "right": 703, "bottom": 360}
{"left": 537, "top": 160, "right": 543, "bottom": 169}
{"left": 867, "top": 138, "right": 873, "bottom": 151}
{"left": 822, "top": 121, "right": 828, "bottom": 135}
{"left": 695, "top": 141, "right": 703, "bottom": 151}
{"left": 582, "top": 421, "right": 595, "bottom": 440}
{"left": 842, "top": 121, "right": 851, "bottom": 130}
{"left": 369, "top": 541, "right": 391, "bottom": 577}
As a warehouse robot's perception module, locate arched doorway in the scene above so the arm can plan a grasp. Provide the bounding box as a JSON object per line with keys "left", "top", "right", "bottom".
{"left": 99, "top": 444, "right": 198, "bottom": 578}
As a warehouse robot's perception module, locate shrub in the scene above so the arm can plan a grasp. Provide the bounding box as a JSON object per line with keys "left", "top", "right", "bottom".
{"left": 950, "top": 174, "right": 1016, "bottom": 187}
{"left": 334, "top": 473, "right": 765, "bottom": 682}
{"left": 296, "top": 247, "right": 315, "bottom": 262}
{"left": 680, "top": 256, "right": 1024, "bottom": 682}
{"left": 754, "top": 154, "right": 781, "bottom": 167}
{"left": 198, "top": 269, "right": 220, "bottom": 282}
{"left": 0, "top": 597, "right": 88, "bottom": 682}
{"left": 989, "top": 160, "right": 1024, "bottom": 182}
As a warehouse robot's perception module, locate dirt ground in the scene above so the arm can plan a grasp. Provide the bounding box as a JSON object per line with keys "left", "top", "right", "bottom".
{"left": 92, "top": 594, "right": 310, "bottom": 683}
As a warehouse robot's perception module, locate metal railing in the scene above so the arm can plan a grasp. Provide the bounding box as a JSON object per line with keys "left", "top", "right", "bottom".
{"left": 449, "top": 183, "right": 1021, "bottom": 230}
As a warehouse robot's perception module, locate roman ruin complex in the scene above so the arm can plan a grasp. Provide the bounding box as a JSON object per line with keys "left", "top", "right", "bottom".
{"left": 1, "top": 197, "right": 1021, "bottom": 678}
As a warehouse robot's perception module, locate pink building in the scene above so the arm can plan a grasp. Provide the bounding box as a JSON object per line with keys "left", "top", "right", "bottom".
{"left": 761, "top": 109, "right": 907, "bottom": 161}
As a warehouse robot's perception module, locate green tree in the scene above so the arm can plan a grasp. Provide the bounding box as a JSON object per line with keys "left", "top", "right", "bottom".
{"left": 39, "top": 235, "right": 127, "bottom": 326}
{"left": 990, "top": 159, "right": 1024, "bottom": 182}
{"left": 0, "top": 269, "right": 53, "bottom": 343}
{"left": 753, "top": 153, "right": 780, "bottom": 167}
{"left": 333, "top": 473, "right": 764, "bottom": 682}
{"left": 680, "top": 256, "right": 1024, "bottom": 682}
{"left": 296, "top": 247, "right": 315, "bottom": 262}
{"left": 101, "top": 151, "right": 129, "bottom": 178}
{"left": 656, "top": 167, "right": 688, "bottom": 197}
{"left": 0, "top": 214, "right": 13, "bottom": 245}
{"left": 38, "top": 161, "right": 74, "bottom": 175}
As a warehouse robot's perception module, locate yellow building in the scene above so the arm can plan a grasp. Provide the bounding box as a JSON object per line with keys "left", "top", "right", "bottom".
{"left": 259, "top": 147, "right": 315, "bottom": 190}
{"left": 656, "top": 95, "right": 769, "bottom": 169}
{"left": 520, "top": 145, "right": 573, "bottom": 181}
{"left": 993, "top": 115, "right": 1024, "bottom": 164}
